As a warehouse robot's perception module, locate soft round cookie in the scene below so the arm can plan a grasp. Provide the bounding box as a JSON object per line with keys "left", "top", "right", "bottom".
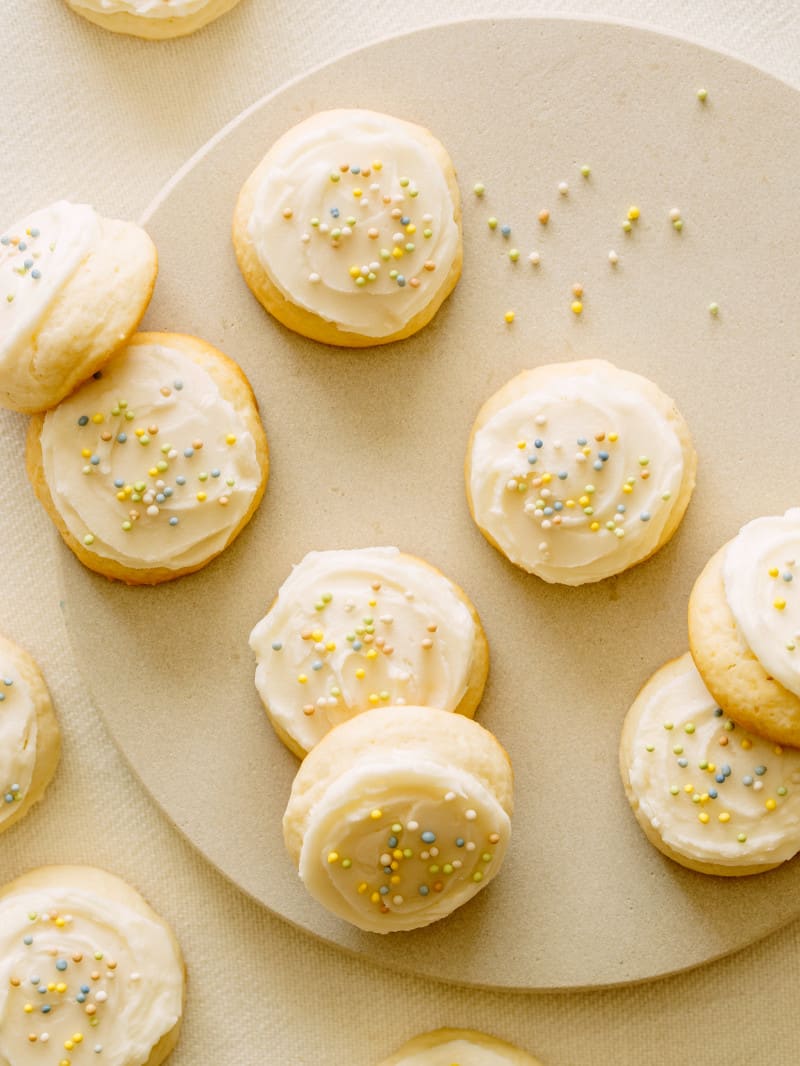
{"left": 620, "top": 653, "right": 800, "bottom": 876}
{"left": 233, "top": 108, "right": 462, "bottom": 347}
{"left": 283, "top": 705, "right": 513, "bottom": 933}
{"left": 0, "top": 201, "right": 156, "bottom": 413}
{"left": 0, "top": 865, "right": 184, "bottom": 1065}
{"left": 64, "top": 0, "right": 244, "bottom": 39}
{"left": 376, "top": 1028, "right": 544, "bottom": 1066}
{"left": 249, "top": 547, "right": 489, "bottom": 758}
{"left": 689, "top": 509, "right": 800, "bottom": 746}
{"left": 26, "top": 331, "right": 268, "bottom": 585}
{"left": 0, "top": 635, "right": 60, "bottom": 835}
{"left": 465, "top": 359, "right": 696, "bottom": 585}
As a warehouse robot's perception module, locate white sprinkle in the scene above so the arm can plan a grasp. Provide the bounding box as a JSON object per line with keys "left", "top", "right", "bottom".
{"left": 319, "top": 223, "right": 329, "bottom": 234}
{"left": 542, "top": 519, "right": 552, "bottom": 530}
{"left": 575, "top": 452, "right": 586, "bottom": 463}
{"left": 300, "top": 233, "right": 311, "bottom": 243}
{"left": 342, "top": 226, "right": 352, "bottom": 237}
{"left": 40, "top": 1034, "right": 49, "bottom": 1044}
{"left": 466, "top": 841, "right": 476, "bottom": 852}
{"left": 753, "top": 780, "right": 764, "bottom": 791}
{"left": 407, "top": 820, "right": 419, "bottom": 831}
{"left": 444, "top": 791, "right": 456, "bottom": 801}
{"left": 95, "top": 991, "right": 108, "bottom": 1003}
{"left": 558, "top": 181, "right": 569, "bottom": 196}
{"left": 529, "top": 251, "right": 541, "bottom": 266}
{"left": 608, "top": 250, "right": 619, "bottom": 265}
{"left": 465, "top": 809, "right": 477, "bottom": 821}
{"left": 669, "top": 207, "right": 681, "bottom": 221}
{"left": 308, "top": 272, "right": 321, "bottom": 283}
{"left": 392, "top": 895, "right": 404, "bottom": 905}
{"left": 146, "top": 505, "right": 159, "bottom": 517}
{"left": 395, "top": 697, "right": 406, "bottom": 705}
{"left": 429, "top": 846, "right": 439, "bottom": 857}
{"left": 538, "top": 541, "right": 549, "bottom": 552}
{"left": 535, "top": 414, "right": 547, "bottom": 426}
{"left": 420, "top": 851, "right": 429, "bottom": 861}
{"left": 379, "top": 614, "right": 394, "bottom": 624}
{"left": 452, "top": 860, "right": 463, "bottom": 869}
{"left": 506, "top": 478, "right": 518, "bottom": 492}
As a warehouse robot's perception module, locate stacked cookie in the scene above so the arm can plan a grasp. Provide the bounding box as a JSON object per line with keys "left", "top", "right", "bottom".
{"left": 620, "top": 510, "right": 800, "bottom": 875}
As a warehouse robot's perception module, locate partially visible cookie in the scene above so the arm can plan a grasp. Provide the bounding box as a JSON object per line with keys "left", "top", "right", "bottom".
{"left": 283, "top": 706, "right": 513, "bottom": 933}
{"left": 0, "top": 201, "right": 156, "bottom": 413}
{"left": 620, "top": 652, "right": 800, "bottom": 876}
{"left": 376, "top": 1028, "right": 544, "bottom": 1065}
{"left": 0, "top": 635, "right": 60, "bottom": 835}
{"left": 689, "top": 510, "right": 800, "bottom": 746}
{"left": 465, "top": 360, "right": 696, "bottom": 585}
{"left": 0, "top": 865, "right": 185, "bottom": 1065}
{"left": 249, "top": 547, "right": 489, "bottom": 758}
{"left": 26, "top": 331, "right": 269, "bottom": 584}
{"left": 64, "top": 0, "right": 244, "bottom": 39}
{"left": 233, "top": 108, "right": 462, "bottom": 346}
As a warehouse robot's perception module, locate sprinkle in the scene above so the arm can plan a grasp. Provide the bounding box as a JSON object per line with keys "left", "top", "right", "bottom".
{"left": 500, "top": 224, "right": 511, "bottom": 238}
{"left": 709, "top": 302, "right": 720, "bottom": 316}
{"left": 608, "top": 250, "right": 619, "bottom": 265}
{"left": 508, "top": 248, "right": 520, "bottom": 262}
{"left": 528, "top": 251, "right": 541, "bottom": 265}
{"left": 580, "top": 164, "right": 591, "bottom": 178}
{"left": 571, "top": 301, "right": 583, "bottom": 315}
{"left": 473, "top": 182, "right": 486, "bottom": 196}
{"left": 697, "top": 88, "right": 708, "bottom": 102}
{"left": 488, "top": 217, "right": 498, "bottom": 230}
{"left": 558, "top": 181, "right": 569, "bottom": 196}
{"left": 504, "top": 310, "right": 515, "bottom": 324}
{"left": 538, "top": 209, "right": 550, "bottom": 225}
{"left": 627, "top": 206, "right": 640, "bottom": 221}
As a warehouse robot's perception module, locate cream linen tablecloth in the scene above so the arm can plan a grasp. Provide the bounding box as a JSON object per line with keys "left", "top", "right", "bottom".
{"left": 2, "top": 3, "right": 800, "bottom": 1064}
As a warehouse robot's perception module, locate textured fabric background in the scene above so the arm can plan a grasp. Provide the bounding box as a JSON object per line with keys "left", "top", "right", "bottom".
{"left": 2, "top": 3, "right": 799, "bottom": 1064}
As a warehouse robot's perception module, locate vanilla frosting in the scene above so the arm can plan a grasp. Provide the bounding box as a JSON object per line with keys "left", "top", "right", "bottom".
{"left": 246, "top": 110, "right": 460, "bottom": 338}
{"left": 626, "top": 653, "right": 800, "bottom": 868}
{"left": 0, "top": 202, "right": 100, "bottom": 372}
{"left": 0, "top": 661, "right": 36, "bottom": 832}
{"left": 0, "top": 880, "right": 183, "bottom": 1066}
{"left": 468, "top": 364, "right": 686, "bottom": 584}
{"left": 39, "top": 340, "right": 262, "bottom": 572}
{"left": 249, "top": 548, "right": 480, "bottom": 753}
{"left": 390, "top": 1038, "right": 527, "bottom": 1066}
{"left": 297, "top": 758, "right": 511, "bottom": 933}
{"left": 723, "top": 509, "right": 800, "bottom": 697}
{"left": 69, "top": 0, "right": 218, "bottom": 16}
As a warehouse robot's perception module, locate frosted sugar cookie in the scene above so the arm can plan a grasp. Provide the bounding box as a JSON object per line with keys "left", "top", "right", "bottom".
{"left": 621, "top": 653, "right": 800, "bottom": 876}
{"left": 26, "top": 331, "right": 268, "bottom": 584}
{"left": 0, "top": 866, "right": 184, "bottom": 1065}
{"left": 0, "top": 201, "right": 156, "bottom": 413}
{"left": 465, "top": 360, "right": 696, "bottom": 585}
{"left": 377, "top": 1028, "right": 544, "bottom": 1066}
{"left": 283, "top": 706, "right": 513, "bottom": 933}
{"left": 689, "top": 509, "right": 800, "bottom": 746}
{"left": 64, "top": 0, "right": 244, "bottom": 39}
{"left": 249, "top": 547, "right": 489, "bottom": 758}
{"left": 233, "top": 109, "right": 462, "bottom": 346}
{"left": 0, "top": 635, "right": 60, "bottom": 836}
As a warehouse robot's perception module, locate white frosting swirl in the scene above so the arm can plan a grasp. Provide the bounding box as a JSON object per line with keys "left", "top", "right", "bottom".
{"left": 298, "top": 758, "right": 511, "bottom": 933}
{"left": 69, "top": 0, "right": 217, "bottom": 16}
{"left": 0, "top": 663, "right": 36, "bottom": 832}
{"left": 723, "top": 509, "right": 800, "bottom": 696}
{"left": 0, "top": 883, "right": 183, "bottom": 1066}
{"left": 247, "top": 110, "right": 460, "bottom": 338}
{"left": 0, "top": 202, "right": 100, "bottom": 372}
{"left": 39, "top": 341, "right": 262, "bottom": 572}
{"left": 626, "top": 654, "right": 800, "bottom": 868}
{"left": 468, "top": 366, "right": 686, "bottom": 584}
{"left": 249, "top": 548, "right": 480, "bottom": 753}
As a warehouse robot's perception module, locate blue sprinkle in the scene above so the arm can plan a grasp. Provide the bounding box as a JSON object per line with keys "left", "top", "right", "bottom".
{"left": 400, "top": 216, "right": 410, "bottom": 225}
{"left": 554, "top": 501, "right": 563, "bottom": 511}
{"left": 80, "top": 985, "right": 90, "bottom": 994}
{"left": 543, "top": 507, "right": 553, "bottom": 516}
{"left": 418, "top": 885, "right": 430, "bottom": 896}
{"left": 783, "top": 571, "right": 794, "bottom": 582}
{"left": 421, "top": 831, "right": 436, "bottom": 843}
{"left": 116, "top": 432, "right": 127, "bottom": 443}
{"left": 23, "top": 258, "right": 33, "bottom": 269}
{"left": 558, "top": 471, "right": 568, "bottom": 479}
{"left": 678, "top": 757, "right": 688, "bottom": 767}
{"left": 388, "top": 836, "right": 398, "bottom": 848}
{"left": 330, "top": 207, "right": 340, "bottom": 218}
{"left": 174, "top": 380, "right": 183, "bottom": 390}
{"left": 77, "top": 993, "right": 87, "bottom": 1002}
{"left": 528, "top": 455, "right": 538, "bottom": 465}
{"left": 78, "top": 415, "right": 89, "bottom": 426}
{"left": 163, "top": 487, "right": 173, "bottom": 498}
{"left": 352, "top": 641, "right": 362, "bottom": 651}
{"left": 169, "top": 517, "right": 179, "bottom": 527}
{"left": 184, "top": 447, "right": 194, "bottom": 458}
{"left": 90, "top": 455, "right": 100, "bottom": 465}
{"left": 156, "top": 493, "right": 166, "bottom": 504}
{"left": 708, "top": 789, "right": 718, "bottom": 799}
{"left": 351, "top": 166, "right": 360, "bottom": 174}
{"left": 0, "top": 676, "right": 10, "bottom": 686}
{"left": 640, "top": 512, "right": 651, "bottom": 522}
{"left": 743, "top": 776, "right": 753, "bottom": 787}
{"left": 0, "top": 693, "right": 4, "bottom": 701}
{"left": 500, "top": 224, "right": 511, "bottom": 237}
{"left": 715, "top": 774, "right": 725, "bottom": 784}
{"left": 114, "top": 478, "right": 124, "bottom": 488}
{"left": 722, "top": 765, "right": 731, "bottom": 777}
{"left": 55, "top": 959, "right": 67, "bottom": 971}
{"left": 31, "top": 269, "right": 41, "bottom": 279}
{"left": 714, "top": 707, "right": 723, "bottom": 717}
{"left": 534, "top": 439, "right": 543, "bottom": 449}
{"left": 754, "top": 765, "right": 766, "bottom": 776}
{"left": 577, "top": 437, "right": 587, "bottom": 446}
{"left": 397, "top": 276, "right": 406, "bottom": 287}
{"left": 271, "top": 641, "right": 282, "bottom": 651}
{"left": 211, "top": 469, "right": 221, "bottom": 478}
{"left": 383, "top": 866, "right": 393, "bottom": 875}
{"left": 312, "top": 660, "right": 323, "bottom": 671}
{"left": 593, "top": 460, "right": 603, "bottom": 470}
{"left": 617, "top": 504, "right": 626, "bottom": 513}
{"left": 18, "top": 241, "right": 26, "bottom": 251}
{"left": 30, "top": 228, "right": 39, "bottom": 238}
{"left": 176, "top": 476, "right": 186, "bottom": 486}
{"left": 0, "top": 236, "right": 9, "bottom": 245}
{"left": 41, "top": 1004, "right": 51, "bottom": 1014}
{"left": 4, "top": 794, "right": 13, "bottom": 803}
{"left": 455, "top": 837, "right": 465, "bottom": 847}
{"left": 30, "top": 976, "right": 40, "bottom": 985}
{"left": 599, "top": 451, "right": 609, "bottom": 461}
{"left": 379, "top": 885, "right": 389, "bottom": 895}
{"left": 23, "top": 935, "right": 32, "bottom": 945}
{"left": 38, "top": 986, "right": 47, "bottom": 994}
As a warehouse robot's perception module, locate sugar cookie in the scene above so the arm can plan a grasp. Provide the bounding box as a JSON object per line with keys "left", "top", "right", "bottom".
{"left": 233, "top": 109, "right": 462, "bottom": 346}
{"left": 0, "top": 201, "right": 156, "bottom": 413}
{"left": 249, "top": 547, "right": 489, "bottom": 757}
{"left": 283, "top": 706, "right": 513, "bottom": 933}
{"left": 0, "top": 635, "right": 60, "bottom": 835}
{"left": 465, "top": 359, "right": 696, "bottom": 585}
{"left": 689, "top": 509, "right": 800, "bottom": 746}
{"left": 377, "top": 1028, "right": 544, "bottom": 1066}
{"left": 0, "top": 866, "right": 184, "bottom": 1065}
{"left": 26, "top": 331, "right": 268, "bottom": 584}
{"left": 64, "top": 0, "right": 244, "bottom": 39}
{"left": 620, "top": 653, "right": 800, "bottom": 875}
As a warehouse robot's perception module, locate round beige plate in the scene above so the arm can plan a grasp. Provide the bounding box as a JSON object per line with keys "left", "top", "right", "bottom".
{"left": 61, "top": 17, "right": 800, "bottom": 989}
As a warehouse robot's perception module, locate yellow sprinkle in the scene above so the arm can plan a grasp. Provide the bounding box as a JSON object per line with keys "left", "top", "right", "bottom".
{"left": 627, "top": 206, "right": 640, "bottom": 220}
{"left": 683, "top": 783, "right": 694, "bottom": 793}
{"left": 225, "top": 434, "right": 237, "bottom": 445}
{"left": 741, "top": 738, "right": 752, "bottom": 750}
{"left": 56, "top": 983, "right": 67, "bottom": 994}
{"left": 698, "top": 812, "right": 710, "bottom": 824}
{"left": 325, "top": 641, "right": 336, "bottom": 651}
{"left": 766, "top": 799, "right": 777, "bottom": 811}
{"left": 608, "top": 432, "right": 619, "bottom": 442}
{"left": 565, "top": 499, "right": 575, "bottom": 508}
{"left": 297, "top": 674, "right": 307, "bottom": 684}
{"left": 571, "top": 300, "right": 583, "bottom": 315}
{"left": 774, "top": 599, "right": 786, "bottom": 610}
{"left": 405, "top": 223, "right": 416, "bottom": 234}
{"left": 392, "top": 246, "right": 404, "bottom": 259}
{"left": 541, "top": 473, "right": 552, "bottom": 484}
{"left": 369, "top": 693, "right": 379, "bottom": 704}
{"left": 582, "top": 446, "right": 592, "bottom": 456}
{"left": 393, "top": 849, "right": 403, "bottom": 860}
{"left": 72, "top": 1035, "right": 83, "bottom": 1044}
{"left": 357, "top": 882, "right": 368, "bottom": 894}
{"left": 516, "top": 440, "right": 527, "bottom": 450}
{"left": 373, "top": 160, "right": 382, "bottom": 170}
{"left": 23, "top": 1003, "right": 33, "bottom": 1013}
{"left": 148, "top": 467, "right": 158, "bottom": 477}
{"left": 134, "top": 427, "right": 144, "bottom": 437}
{"left": 718, "top": 812, "right": 731, "bottom": 823}
{"left": 623, "top": 484, "right": 633, "bottom": 494}
{"left": 196, "top": 492, "right": 207, "bottom": 502}
{"left": 370, "top": 809, "right": 382, "bottom": 819}
{"left": 327, "top": 851, "right": 339, "bottom": 864}
{"left": 370, "top": 892, "right": 380, "bottom": 904}
{"left": 91, "top": 413, "right": 104, "bottom": 424}
{"left": 349, "top": 265, "right": 360, "bottom": 278}
{"left": 311, "top": 630, "right": 323, "bottom": 642}
{"left": 366, "top": 649, "right": 378, "bottom": 660}
{"left": 590, "top": 522, "right": 600, "bottom": 532}
{"left": 504, "top": 310, "right": 515, "bottom": 324}
{"left": 579, "top": 495, "right": 590, "bottom": 506}
{"left": 769, "top": 567, "right": 779, "bottom": 577}
{"left": 355, "top": 668, "right": 365, "bottom": 679}
{"left": 81, "top": 448, "right": 92, "bottom": 458}
{"left": 353, "top": 188, "right": 362, "bottom": 198}
{"left": 64, "top": 1043, "right": 74, "bottom": 1052}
